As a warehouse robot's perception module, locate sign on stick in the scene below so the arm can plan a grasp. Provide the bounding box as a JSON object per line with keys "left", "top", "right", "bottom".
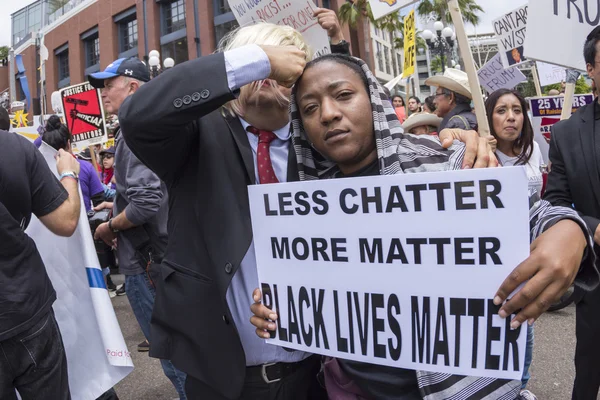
{"left": 477, "top": 54, "right": 527, "bottom": 94}
{"left": 493, "top": 5, "right": 528, "bottom": 69}
{"left": 402, "top": 10, "right": 416, "bottom": 78}
{"left": 60, "top": 82, "right": 108, "bottom": 149}
{"left": 369, "top": 0, "right": 418, "bottom": 21}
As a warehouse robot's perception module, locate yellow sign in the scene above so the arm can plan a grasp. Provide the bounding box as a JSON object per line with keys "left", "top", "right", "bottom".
{"left": 105, "top": 138, "right": 115, "bottom": 148}
{"left": 402, "top": 10, "right": 416, "bottom": 78}
{"left": 10, "top": 110, "right": 29, "bottom": 128}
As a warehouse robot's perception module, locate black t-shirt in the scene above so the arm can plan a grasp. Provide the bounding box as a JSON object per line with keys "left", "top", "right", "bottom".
{"left": 0, "top": 132, "right": 68, "bottom": 341}
{"left": 336, "top": 158, "right": 421, "bottom": 400}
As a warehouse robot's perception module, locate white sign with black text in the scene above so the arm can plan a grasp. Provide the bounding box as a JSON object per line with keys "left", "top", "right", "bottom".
{"left": 227, "top": 0, "right": 330, "bottom": 59}
{"left": 493, "top": 4, "right": 528, "bottom": 69}
{"left": 477, "top": 53, "right": 527, "bottom": 94}
{"left": 248, "top": 168, "right": 530, "bottom": 380}
{"left": 525, "top": 1, "right": 598, "bottom": 70}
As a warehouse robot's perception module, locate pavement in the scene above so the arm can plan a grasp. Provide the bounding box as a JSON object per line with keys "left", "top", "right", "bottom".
{"left": 109, "top": 273, "right": 591, "bottom": 400}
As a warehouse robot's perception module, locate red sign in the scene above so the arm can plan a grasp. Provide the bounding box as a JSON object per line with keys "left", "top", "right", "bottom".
{"left": 60, "top": 82, "right": 107, "bottom": 149}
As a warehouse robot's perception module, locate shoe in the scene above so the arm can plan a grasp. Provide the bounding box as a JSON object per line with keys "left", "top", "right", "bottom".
{"left": 519, "top": 390, "right": 538, "bottom": 400}
{"left": 107, "top": 275, "right": 117, "bottom": 292}
{"left": 116, "top": 283, "right": 126, "bottom": 296}
{"left": 109, "top": 291, "right": 117, "bottom": 299}
{"left": 138, "top": 340, "right": 150, "bottom": 352}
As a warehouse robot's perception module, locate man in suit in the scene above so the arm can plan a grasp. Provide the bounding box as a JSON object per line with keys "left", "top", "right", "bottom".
{"left": 118, "top": 16, "right": 495, "bottom": 400}
{"left": 544, "top": 26, "right": 600, "bottom": 400}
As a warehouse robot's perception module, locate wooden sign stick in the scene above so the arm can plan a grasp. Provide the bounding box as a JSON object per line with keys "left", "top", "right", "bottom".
{"left": 447, "top": 0, "right": 490, "bottom": 137}
{"left": 531, "top": 63, "right": 543, "bottom": 97}
{"left": 560, "top": 70, "right": 580, "bottom": 120}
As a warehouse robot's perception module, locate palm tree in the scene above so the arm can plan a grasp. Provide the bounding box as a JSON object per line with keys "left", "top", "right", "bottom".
{"left": 375, "top": 11, "right": 403, "bottom": 76}
{"left": 338, "top": 0, "right": 376, "bottom": 69}
{"left": 417, "top": 0, "right": 484, "bottom": 26}
{"left": 430, "top": 55, "right": 444, "bottom": 74}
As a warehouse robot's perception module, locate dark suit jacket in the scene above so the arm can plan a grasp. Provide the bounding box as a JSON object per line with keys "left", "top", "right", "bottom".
{"left": 545, "top": 103, "right": 600, "bottom": 284}
{"left": 119, "top": 52, "right": 298, "bottom": 399}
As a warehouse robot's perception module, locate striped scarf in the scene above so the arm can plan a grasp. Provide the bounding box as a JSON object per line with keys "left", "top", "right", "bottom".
{"left": 289, "top": 56, "right": 521, "bottom": 400}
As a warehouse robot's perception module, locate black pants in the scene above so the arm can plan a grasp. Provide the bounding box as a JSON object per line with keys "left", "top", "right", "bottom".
{"left": 0, "top": 310, "right": 71, "bottom": 400}
{"left": 185, "top": 356, "right": 327, "bottom": 400}
{"left": 572, "top": 286, "right": 600, "bottom": 399}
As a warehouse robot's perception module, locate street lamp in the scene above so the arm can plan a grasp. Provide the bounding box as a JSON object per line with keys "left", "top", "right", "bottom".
{"left": 421, "top": 21, "right": 455, "bottom": 73}
{"left": 163, "top": 57, "right": 175, "bottom": 69}
{"left": 148, "top": 50, "right": 160, "bottom": 78}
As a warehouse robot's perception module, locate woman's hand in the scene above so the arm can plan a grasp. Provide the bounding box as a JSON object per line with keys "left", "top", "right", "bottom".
{"left": 250, "top": 288, "right": 278, "bottom": 339}
{"left": 494, "top": 219, "right": 586, "bottom": 328}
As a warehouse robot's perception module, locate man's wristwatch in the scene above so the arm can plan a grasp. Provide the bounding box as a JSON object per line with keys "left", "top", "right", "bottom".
{"left": 108, "top": 218, "right": 119, "bottom": 233}
{"left": 59, "top": 171, "right": 79, "bottom": 181}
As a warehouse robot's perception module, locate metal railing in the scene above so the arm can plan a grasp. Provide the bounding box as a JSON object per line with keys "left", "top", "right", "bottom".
{"left": 48, "top": 0, "right": 91, "bottom": 25}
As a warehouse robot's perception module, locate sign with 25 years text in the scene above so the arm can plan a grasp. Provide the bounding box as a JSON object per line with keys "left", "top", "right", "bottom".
{"left": 248, "top": 167, "right": 530, "bottom": 380}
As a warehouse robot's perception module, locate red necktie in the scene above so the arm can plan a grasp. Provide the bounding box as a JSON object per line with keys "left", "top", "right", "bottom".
{"left": 247, "top": 126, "right": 279, "bottom": 184}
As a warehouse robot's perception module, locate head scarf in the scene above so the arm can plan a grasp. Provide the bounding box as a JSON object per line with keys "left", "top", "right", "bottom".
{"left": 290, "top": 55, "right": 465, "bottom": 181}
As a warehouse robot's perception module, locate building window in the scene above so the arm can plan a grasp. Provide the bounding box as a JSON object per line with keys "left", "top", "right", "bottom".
{"left": 84, "top": 35, "right": 100, "bottom": 69}
{"left": 161, "top": 37, "right": 189, "bottom": 65}
{"left": 214, "top": 19, "right": 239, "bottom": 48}
{"left": 162, "top": 0, "right": 186, "bottom": 35}
{"left": 417, "top": 59, "right": 428, "bottom": 67}
{"left": 384, "top": 46, "right": 391, "bottom": 75}
{"left": 376, "top": 42, "right": 384, "bottom": 72}
{"left": 214, "top": 0, "right": 231, "bottom": 15}
{"left": 392, "top": 52, "right": 398, "bottom": 77}
{"left": 119, "top": 18, "right": 138, "bottom": 53}
{"left": 56, "top": 47, "right": 70, "bottom": 89}
{"left": 419, "top": 72, "right": 429, "bottom": 79}
{"left": 28, "top": 3, "right": 42, "bottom": 32}
{"left": 12, "top": 10, "right": 27, "bottom": 46}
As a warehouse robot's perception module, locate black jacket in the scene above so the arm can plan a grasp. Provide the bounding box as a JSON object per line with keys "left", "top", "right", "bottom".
{"left": 119, "top": 52, "right": 297, "bottom": 399}
{"left": 545, "top": 102, "right": 600, "bottom": 277}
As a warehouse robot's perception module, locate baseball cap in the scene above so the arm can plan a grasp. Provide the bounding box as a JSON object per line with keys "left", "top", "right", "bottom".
{"left": 99, "top": 146, "right": 116, "bottom": 156}
{"left": 88, "top": 57, "right": 150, "bottom": 88}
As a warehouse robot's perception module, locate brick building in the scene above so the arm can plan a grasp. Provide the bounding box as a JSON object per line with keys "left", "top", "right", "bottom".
{"left": 11, "top": 0, "right": 373, "bottom": 112}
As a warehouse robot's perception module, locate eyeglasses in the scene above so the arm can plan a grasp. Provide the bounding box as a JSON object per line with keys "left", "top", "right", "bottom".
{"left": 434, "top": 92, "right": 446, "bottom": 98}
{"left": 102, "top": 154, "right": 114, "bottom": 159}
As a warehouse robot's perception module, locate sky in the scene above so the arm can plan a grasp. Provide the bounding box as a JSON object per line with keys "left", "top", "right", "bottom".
{"left": 0, "top": 0, "right": 526, "bottom": 48}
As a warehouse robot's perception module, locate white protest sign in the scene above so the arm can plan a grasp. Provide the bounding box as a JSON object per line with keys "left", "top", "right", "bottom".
{"left": 369, "top": 0, "right": 418, "bottom": 22}
{"left": 477, "top": 53, "right": 527, "bottom": 94}
{"left": 249, "top": 168, "right": 529, "bottom": 380}
{"left": 536, "top": 62, "right": 567, "bottom": 87}
{"left": 525, "top": 1, "right": 597, "bottom": 70}
{"left": 493, "top": 4, "right": 528, "bottom": 69}
{"left": 528, "top": 94, "right": 593, "bottom": 163}
{"left": 227, "top": 0, "right": 330, "bottom": 58}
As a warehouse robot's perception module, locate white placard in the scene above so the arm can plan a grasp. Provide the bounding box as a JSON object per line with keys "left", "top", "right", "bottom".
{"left": 493, "top": 4, "right": 529, "bottom": 69}
{"left": 477, "top": 53, "right": 527, "bottom": 94}
{"left": 525, "top": 1, "right": 598, "bottom": 70}
{"left": 536, "top": 62, "right": 567, "bottom": 87}
{"left": 227, "top": 0, "right": 330, "bottom": 59}
{"left": 369, "top": 0, "right": 419, "bottom": 21}
{"left": 249, "top": 168, "right": 530, "bottom": 380}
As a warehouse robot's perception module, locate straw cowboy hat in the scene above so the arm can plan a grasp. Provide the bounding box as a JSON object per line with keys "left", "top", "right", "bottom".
{"left": 402, "top": 112, "right": 443, "bottom": 132}
{"left": 424, "top": 68, "right": 472, "bottom": 99}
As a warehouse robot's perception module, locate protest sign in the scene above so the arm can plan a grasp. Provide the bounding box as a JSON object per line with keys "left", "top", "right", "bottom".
{"left": 369, "top": 0, "right": 418, "bottom": 21}
{"left": 477, "top": 53, "right": 527, "bottom": 94}
{"left": 60, "top": 82, "right": 108, "bottom": 149}
{"left": 26, "top": 143, "right": 132, "bottom": 399}
{"left": 402, "top": 10, "right": 416, "bottom": 78}
{"left": 493, "top": 5, "right": 528, "bottom": 69}
{"left": 227, "top": 0, "right": 330, "bottom": 59}
{"left": 248, "top": 168, "right": 529, "bottom": 380}
{"left": 536, "top": 62, "right": 567, "bottom": 87}
{"left": 525, "top": 1, "right": 597, "bottom": 70}
{"left": 529, "top": 94, "right": 593, "bottom": 163}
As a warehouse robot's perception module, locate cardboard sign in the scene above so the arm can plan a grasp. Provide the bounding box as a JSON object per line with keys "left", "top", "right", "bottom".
{"left": 536, "top": 62, "right": 567, "bottom": 87}
{"left": 529, "top": 94, "right": 593, "bottom": 163}
{"left": 493, "top": 5, "right": 528, "bottom": 69}
{"left": 525, "top": 1, "right": 597, "bottom": 70}
{"left": 477, "top": 53, "right": 527, "bottom": 94}
{"left": 248, "top": 168, "right": 530, "bottom": 380}
{"left": 369, "top": 0, "right": 418, "bottom": 21}
{"left": 227, "top": 0, "right": 330, "bottom": 59}
{"left": 60, "top": 82, "right": 108, "bottom": 149}
{"left": 402, "top": 10, "right": 416, "bottom": 78}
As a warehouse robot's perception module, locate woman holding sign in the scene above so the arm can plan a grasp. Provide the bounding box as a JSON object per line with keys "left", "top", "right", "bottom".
{"left": 250, "top": 53, "right": 596, "bottom": 399}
